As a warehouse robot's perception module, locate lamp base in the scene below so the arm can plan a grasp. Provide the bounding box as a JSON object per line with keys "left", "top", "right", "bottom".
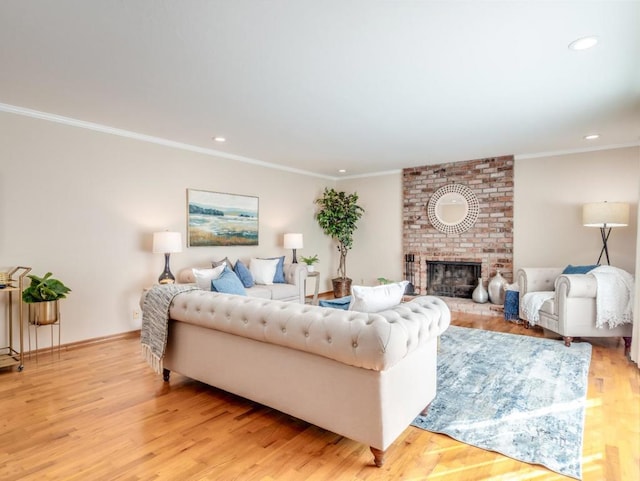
{"left": 596, "top": 227, "right": 611, "bottom": 266}
{"left": 292, "top": 248, "right": 298, "bottom": 264}
{"left": 158, "top": 253, "right": 176, "bottom": 284}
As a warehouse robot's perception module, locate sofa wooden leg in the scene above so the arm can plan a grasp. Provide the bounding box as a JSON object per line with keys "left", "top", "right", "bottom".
{"left": 563, "top": 336, "right": 573, "bottom": 347}
{"left": 524, "top": 321, "right": 530, "bottom": 329}
{"left": 420, "top": 403, "right": 431, "bottom": 416}
{"left": 370, "top": 447, "right": 386, "bottom": 467}
{"left": 623, "top": 337, "right": 631, "bottom": 355}
{"left": 162, "top": 368, "right": 171, "bottom": 382}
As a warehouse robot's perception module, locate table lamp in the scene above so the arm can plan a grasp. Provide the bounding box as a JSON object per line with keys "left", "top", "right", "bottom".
{"left": 153, "top": 231, "right": 182, "bottom": 284}
{"left": 284, "top": 233, "right": 303, "bottom": 263}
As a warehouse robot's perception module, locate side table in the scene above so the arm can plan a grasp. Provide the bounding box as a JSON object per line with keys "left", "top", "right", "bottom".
{"left": 305, "top": 271, "right": 320, "bottom": 305}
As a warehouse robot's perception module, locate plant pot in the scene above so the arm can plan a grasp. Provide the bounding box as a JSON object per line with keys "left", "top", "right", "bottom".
{"left": 306, "top": 265, "right": 315, "bottom": 272}
{"left": 332, "top": 277, "right": 352, "bottom": 299}
{"left": 28, "top": 300, "right": 60, "bottom": 325}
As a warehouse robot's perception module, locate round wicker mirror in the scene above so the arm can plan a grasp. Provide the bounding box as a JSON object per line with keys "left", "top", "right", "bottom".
{"left": 427, "top": 184, "right": 479, "bottom": 234}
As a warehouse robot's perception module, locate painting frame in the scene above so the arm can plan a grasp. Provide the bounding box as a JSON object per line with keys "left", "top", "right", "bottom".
{"left": 187, "top": 189, "right": 259, "bottom": 247}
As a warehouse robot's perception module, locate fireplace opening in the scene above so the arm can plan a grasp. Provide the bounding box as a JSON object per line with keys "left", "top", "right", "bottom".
{"left": 426, "top": 261, "right": 481, "bottom": 299}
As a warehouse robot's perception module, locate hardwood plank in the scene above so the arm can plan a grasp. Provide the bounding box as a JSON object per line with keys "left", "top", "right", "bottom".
{"left": 0, "top": 311, "right": 637, "bottom": 480}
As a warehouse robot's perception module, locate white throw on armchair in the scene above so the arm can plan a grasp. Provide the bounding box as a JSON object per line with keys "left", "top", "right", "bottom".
{"left": 517, "top": 267, "right": 633, "bottom": 353}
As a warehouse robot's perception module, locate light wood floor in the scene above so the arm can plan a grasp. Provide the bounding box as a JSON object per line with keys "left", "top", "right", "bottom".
{"left": 0, "top": 312, "right": 638, "bottom": 481}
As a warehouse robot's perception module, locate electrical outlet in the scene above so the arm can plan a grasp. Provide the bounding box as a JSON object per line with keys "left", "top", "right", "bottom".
{"left": 132, "top": 309, "right": 141, "bottom": 320}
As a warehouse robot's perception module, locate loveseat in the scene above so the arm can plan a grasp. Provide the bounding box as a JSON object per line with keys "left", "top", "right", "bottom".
{"left": 517, "top": 267, "right": 632, "bottom": 352}
{"left": 177, "top": 261, "right": 308, "bottom": 303}
{"left": 144, "top": 288, "right": 451, "bottom": 467}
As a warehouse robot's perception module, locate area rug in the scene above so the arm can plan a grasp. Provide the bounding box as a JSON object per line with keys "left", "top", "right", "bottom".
{"left": 412, "top": 325, "right": 592, "bottom": 479}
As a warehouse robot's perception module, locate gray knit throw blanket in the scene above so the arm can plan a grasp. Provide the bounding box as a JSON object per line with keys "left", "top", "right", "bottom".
{"left": 140, "top": 284, "right": 197, "bottom": 374}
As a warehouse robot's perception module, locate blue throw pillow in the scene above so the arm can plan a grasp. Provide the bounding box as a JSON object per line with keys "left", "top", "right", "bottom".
{"left": 562, "top": 264, "right": 599, "bottom": 274}
{"left": 319, "top": 296, "right": 352, "bottom": 310}
{"left": 211, "top": 267, "right": 247, "bottom": 296}
{"left": 261, "top": 256, "right": 285, "bottom": 283}
{"left": 234, "top": 260, "right": 254, "bottom": 288}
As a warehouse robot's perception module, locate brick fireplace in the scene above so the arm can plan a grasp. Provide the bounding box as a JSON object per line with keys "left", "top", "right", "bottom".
{"left": 402, "top": 156, "right": 514, "bottom": 297}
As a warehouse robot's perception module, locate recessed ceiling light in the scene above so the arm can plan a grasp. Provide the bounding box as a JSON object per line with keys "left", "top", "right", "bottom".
{"left": 568, "top": 36, "right": 598, "bottom": 51}
{"left": 213, "top": 136, "right": 226, "bottom": 142}
{"left": 338, "top": 169, "right": 346, "bottom": 173}
{"left": 584, "top": 134, "right": 600, "bottom": 140}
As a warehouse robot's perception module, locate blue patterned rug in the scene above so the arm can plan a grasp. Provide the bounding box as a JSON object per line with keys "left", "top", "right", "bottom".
{"left": 412, "top": 325, "right": 592, "bottom": 479}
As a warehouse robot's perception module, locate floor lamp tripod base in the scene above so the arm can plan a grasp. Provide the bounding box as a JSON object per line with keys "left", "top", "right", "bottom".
{"left": 596, "top": 227, "right": 611, "bottom": 266}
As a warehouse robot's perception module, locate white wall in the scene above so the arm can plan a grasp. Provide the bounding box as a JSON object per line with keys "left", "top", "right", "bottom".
{"left": 514, "top": 147, "right": 638, "bottom": 273}
{"left": 336, "top": 148, "right": 639, "bottom": 295}
{"left": 2, "top": 110, "right": 637, "bottom": 350}
{"left": 0, "top": 112, "right": 333, "bottom": 348}
{"left": 337, "top": 173, "right": 404, "bottom": 286}
{"left": 632, "top": 175, "right": 640, "bottom": 366}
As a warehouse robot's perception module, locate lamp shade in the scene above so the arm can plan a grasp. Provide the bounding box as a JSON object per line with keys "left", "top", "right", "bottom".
{"left": 152, "top": 231, "right": 182, "bottom": 253}
{"left": 583, "top": 202, "right": 629, "bottom": 228}
{"left": 284, "top": 233, "right": 303, "bottom": 249}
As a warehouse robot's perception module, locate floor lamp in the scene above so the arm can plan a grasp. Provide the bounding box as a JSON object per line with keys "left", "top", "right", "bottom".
{"left": 583, "top": 202, "right": 629, "bottom": 265}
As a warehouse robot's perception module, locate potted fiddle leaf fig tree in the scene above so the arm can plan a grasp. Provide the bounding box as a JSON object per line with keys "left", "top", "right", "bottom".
{"left": 22, "top": 272, "right": 71, "bottom": 325}
{"left": 314, "top": 188, "right": 364, "bottom": 298}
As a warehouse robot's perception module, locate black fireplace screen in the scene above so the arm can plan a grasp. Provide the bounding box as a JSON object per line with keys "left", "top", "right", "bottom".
{"left": 426, "top": 261, "right": 481, "bottom": 298}
{"left": 404, "top": 254, "right": 416, "bottom": 295}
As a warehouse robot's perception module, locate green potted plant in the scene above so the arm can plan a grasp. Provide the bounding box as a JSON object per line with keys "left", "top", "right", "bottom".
{"left": 22, "top": 272, "right": 71, "bottom": 325}
{"left": 377, "top": 277, "right": 393, "bottom": 285}
{"left": 300, "top": 254, "right": 319, "bottom": 272}
{"left": 314, "top": 188, "right": 364, "bottom": 298}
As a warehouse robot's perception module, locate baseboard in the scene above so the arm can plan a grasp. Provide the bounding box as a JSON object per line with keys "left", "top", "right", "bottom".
{"left": 24, "top": 329, "right": 141, "bottom": 354}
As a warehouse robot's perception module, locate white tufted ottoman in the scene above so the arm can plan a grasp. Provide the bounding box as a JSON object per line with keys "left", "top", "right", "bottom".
{"left": 161, "top": 291, "right": 451, "bottom": 467}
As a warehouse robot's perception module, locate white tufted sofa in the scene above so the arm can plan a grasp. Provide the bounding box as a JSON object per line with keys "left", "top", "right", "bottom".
{"left": 162, "top": 290, "right": 450, "bottom": 467}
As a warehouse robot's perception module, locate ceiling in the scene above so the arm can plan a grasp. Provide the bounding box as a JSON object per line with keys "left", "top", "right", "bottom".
{"left": 1, "top": 1, "right": 638, "bottom": 178}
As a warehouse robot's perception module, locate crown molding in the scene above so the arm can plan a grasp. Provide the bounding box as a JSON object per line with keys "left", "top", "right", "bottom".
{"left": 0, "top": 102, "right": 335, "bottom": 180}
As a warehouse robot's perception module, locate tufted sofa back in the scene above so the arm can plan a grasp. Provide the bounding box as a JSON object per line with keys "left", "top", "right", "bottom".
{"left": 169, "top": 291, "right": 450, "bottom": 371}
{"left": 177, "top": 262, "right": 307, "bottom": 286}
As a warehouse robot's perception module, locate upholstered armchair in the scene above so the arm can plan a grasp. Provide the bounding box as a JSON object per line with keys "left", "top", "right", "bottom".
{"left": 517, "top": 267, "right": 632, "bottom": 353}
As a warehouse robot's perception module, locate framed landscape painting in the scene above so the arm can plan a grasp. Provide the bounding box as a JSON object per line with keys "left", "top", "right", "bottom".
{"left": 187, "top": 189, "right": 259, "bottom": 247}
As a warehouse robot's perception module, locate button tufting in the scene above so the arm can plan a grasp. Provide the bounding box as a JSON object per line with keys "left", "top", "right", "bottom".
{"left": 352, "top": 342, "right": 358, "bottom": 348}
{"left": 304, "top": 332, "right": 309, "bottom": 338}
{"left": 281, "top": 327, "right": 287, "bottom": 333}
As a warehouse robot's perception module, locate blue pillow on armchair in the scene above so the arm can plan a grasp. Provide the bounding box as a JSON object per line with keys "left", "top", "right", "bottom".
{"left": 211, "top": 267, "right": 247, "bottom": 296}
{"left": 562, "top": 264, "right": 599, "bottom": 274}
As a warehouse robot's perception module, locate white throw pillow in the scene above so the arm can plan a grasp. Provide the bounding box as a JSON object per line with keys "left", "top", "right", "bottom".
{"left": 348, "top": 281, "right": 409, "bottom": 313}
{"left": 192, "top": 264, "right": 226, "bottom": 290}
{"left": 250, "top": 258, "right": 279, "bottom": 285}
